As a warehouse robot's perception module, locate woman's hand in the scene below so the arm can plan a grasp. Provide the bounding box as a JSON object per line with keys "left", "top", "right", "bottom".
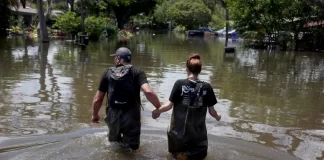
{"left": 208, "top": 106, "right": 221, "bottom": 121}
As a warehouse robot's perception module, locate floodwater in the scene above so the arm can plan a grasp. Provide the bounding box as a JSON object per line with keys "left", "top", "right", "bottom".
{"left": 0, "top": 31, "right": 323, "bottom": 160}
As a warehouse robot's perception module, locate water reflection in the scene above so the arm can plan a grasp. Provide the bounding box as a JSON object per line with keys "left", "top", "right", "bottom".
{"left": 0, "top": 33, "right": 324, "bottom": 159}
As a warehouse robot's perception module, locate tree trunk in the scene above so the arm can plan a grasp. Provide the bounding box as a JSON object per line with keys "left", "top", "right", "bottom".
{"left": 115, "top": 12, "right": 127, "bottom": 29}
{"left": 113, "top": 6, "right": 130, "bottom": 29}
{"left": 37, "top": 0, "right": 49, "bottom": 42}
{"left": 21, "top": 0, "right": 26, "bottom": 8}
{"left": 225, "top": 8, "right": 229, "bottom": 47}
{"left": 70, "top": 0, "right": 74, "bottom": 12}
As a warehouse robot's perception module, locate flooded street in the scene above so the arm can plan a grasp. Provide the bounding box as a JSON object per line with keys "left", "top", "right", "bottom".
{"left": 0, "top": 31, "right": 323, "bottom": 160}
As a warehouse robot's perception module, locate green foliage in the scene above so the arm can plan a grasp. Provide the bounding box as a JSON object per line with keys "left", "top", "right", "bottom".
{"left": 277, "top": 31, "right": 293, "bottom": 50}
{"left": 226, "top": 0, "right": 286, "bottom": 34}
{"left": 241, "top": 31, "right": 264, "bottom": 40}
{"left": 117, "top": 29, "right": 133, "bottom": 39}
{"left": 174, "top": 25, "right": 186, "bottom": 32}
{"left": 167, "top": 0, "right": 212, "bottom": 29}
{"left": 209, "top": 14, "right": 226, "bottom": 30}
{"left": 225, "top": 0, "right": 324, "bottom": 50}
{"left": 105, "top": 0, "right": 160, "bottom": 28}
{"left": 52, "top": 1, "right": 67, "bottom": 11}
{"left": 53, "top": 11, "right": 81, "bottom": 36}
{"left": 9, "top": 16, "right": 15, "bottom": 28}
{"left": 17, "top": 15, "right": 25, "bottom": 30}
{"left": 84, "top": 16, "right": 109, "bottom": 41}
{"left": 132, "top": 13, "right": 153, "bottom": 27}
{"left": 202, "top": 0, "right": 217, "bottom": 13}
{"left": 108, "top": 0, "right": 136, "bottom": 6}
{"left": 154, "top": 1, "right": 169, "bottom": 23}
{"left": 10, "top": 26, "right": 22, "bottom": 34}
{"left": 104, "top": 25, "right": 119, "bottom": 36}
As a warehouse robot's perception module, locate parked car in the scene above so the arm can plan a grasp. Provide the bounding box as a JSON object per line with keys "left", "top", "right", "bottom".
{"left": 186, "top": 27, "right": 218, "bottom": 36}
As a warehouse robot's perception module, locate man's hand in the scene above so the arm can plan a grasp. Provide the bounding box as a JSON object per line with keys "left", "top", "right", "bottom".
{"left": 215, "top": 114, "right": 221, "bottom": 121}
{"left": 152, "top": 109, "right": 160, "bottom": 119}
{"left": 92, "top": 114, "right": 100, "bottom": 123}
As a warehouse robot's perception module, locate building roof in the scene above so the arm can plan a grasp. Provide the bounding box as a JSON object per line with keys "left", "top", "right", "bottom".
{"left": 10, "top": 6, "right": 37, "bottom": 15}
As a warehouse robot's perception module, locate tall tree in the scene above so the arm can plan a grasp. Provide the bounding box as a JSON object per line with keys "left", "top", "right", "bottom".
{"left": 225, "top": 0, "right": 286, "bottom": 35}
{"left": 282, "top": 0, "right": 315, "bottom": 51}
{"left": 167, "top": 0, "right": 212, "bottom": 29}
{"left": 0, "top": 0, "right": 19, "bottom": 36}
{"left": 306, "top": 0, "right": 324, "bottom": 9}
{"left": 104, "top": 0, "right": 160, "bottom": 29}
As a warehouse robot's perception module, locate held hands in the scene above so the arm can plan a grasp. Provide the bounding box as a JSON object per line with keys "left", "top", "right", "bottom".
{"left": 152, "top": 109, "right": 160, "bottom": 119}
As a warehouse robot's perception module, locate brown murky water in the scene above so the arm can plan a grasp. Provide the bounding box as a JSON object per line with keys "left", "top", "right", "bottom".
{"left": 0, "top": 31, "right": 323, "bottom": 160}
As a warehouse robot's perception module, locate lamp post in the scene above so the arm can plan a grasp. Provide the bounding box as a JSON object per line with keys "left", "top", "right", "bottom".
{"left": 81, "top": 0, "right": 85, "bottom": 36}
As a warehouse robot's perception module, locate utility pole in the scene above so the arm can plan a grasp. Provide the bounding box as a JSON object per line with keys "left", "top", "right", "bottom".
{"left": 222, "top": 0, "right": 235, "bottom": 53}
{"left": 225, "top": 8, "right": 229, "bottom": 47}
{"left": 81, "top": 0, "right": 85, "bottom": 36}
{"left": 80, "top": 0, "right": 87, "bottom": 50}
{"left": 37, "top": 0, "right": 49, "bottom": 42}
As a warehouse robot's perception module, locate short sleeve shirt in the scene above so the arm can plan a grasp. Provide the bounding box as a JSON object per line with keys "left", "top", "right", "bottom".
{"left": 169, "top": 79, "right": 217, "bottom": 107}
{"left": 168, "top": 79, "right": 218, "bottom": 137}
{"left": 97, "top": 65, "right": 148, "bottom": 107}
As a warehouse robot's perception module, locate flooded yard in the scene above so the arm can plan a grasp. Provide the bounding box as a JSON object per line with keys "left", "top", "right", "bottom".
{"left": 0, "top": 31, "right": 323, "bottom": 160}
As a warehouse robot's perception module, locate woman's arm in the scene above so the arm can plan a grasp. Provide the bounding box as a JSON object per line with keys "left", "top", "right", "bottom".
{"left": 158, "top": 101, "right": 174, "bottom": 113}
{"left": 152, "top": 101, "right": 174, "bottom": 119}
{"left": 208, "top": 106, "right": 221, "bottom": 121}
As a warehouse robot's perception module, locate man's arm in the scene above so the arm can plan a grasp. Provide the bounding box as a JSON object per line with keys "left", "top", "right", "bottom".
{"left": 141, "top": 83, "right": 161, "bottom": 109}
{"left": 136, "top": 68, "right": 161, "bottom": 109}
{"left": 92, "top": 91, "right": 106, "bottom": 123}
{"left": 92, "top": 70, "right": 109, "bottom": 123}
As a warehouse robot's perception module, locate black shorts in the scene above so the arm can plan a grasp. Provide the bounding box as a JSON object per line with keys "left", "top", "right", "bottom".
{"left": 105, "top": 108, "right": 141, "bottom": 150}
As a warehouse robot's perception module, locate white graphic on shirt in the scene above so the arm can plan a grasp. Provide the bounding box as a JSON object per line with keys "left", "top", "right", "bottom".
{"left": 181, "top": 85, "right": 195, "bottom": 96}
{"left": 180, "top": 85, "right": 205, "bottom": 108}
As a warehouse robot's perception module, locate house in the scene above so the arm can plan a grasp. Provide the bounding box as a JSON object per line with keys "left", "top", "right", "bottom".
{"left": 298, "top": 19, "right": 324, "bottom": 51}
{"left": 10, "top": 2, "right": 37, "bottom": 27}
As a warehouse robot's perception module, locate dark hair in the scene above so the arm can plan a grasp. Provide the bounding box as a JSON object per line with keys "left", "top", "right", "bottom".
{"left": 186, "top": 53, "right": 202, "bottom": 74}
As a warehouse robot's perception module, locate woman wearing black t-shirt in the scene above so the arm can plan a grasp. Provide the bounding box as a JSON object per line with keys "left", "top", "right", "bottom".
{"left": 153, "top": 53, "right": 221, "bottom": 160}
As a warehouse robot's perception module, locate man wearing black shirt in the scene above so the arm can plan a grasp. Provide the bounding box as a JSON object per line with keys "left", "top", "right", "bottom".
{"left": 91, "top": 47, "right": 161, "bottom": 150}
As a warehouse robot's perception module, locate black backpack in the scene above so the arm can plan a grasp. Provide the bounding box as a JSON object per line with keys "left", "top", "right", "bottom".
{"left": 108, "top": 65, "right": 135, "bottom": 110}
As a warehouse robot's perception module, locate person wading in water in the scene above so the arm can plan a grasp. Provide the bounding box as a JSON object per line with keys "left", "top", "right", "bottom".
{"left": 152, "top": 53, "right": 221, "bottom": 160}
{"left": 92, "top": 47, "right": 161, "bottom": 151}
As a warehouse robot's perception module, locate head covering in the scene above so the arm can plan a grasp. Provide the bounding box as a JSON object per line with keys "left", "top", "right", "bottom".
{"left": 110, "top": 47, "right": 132, "bottom": 62}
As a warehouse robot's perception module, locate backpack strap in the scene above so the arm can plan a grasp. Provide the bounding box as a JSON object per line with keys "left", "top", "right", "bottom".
{"left": 194, "top": 81, "right": 203, "bottom": 96}
{"left": 109, "top": 65, "right": 133, "bottom": 80}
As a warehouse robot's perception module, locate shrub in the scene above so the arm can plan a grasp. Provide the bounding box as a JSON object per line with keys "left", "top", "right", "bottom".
{"left": 85, "top": 16, "right": 109, "bottom": 41}
{"left": 53, "top": 11, "right": 81, "bottom": 38}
